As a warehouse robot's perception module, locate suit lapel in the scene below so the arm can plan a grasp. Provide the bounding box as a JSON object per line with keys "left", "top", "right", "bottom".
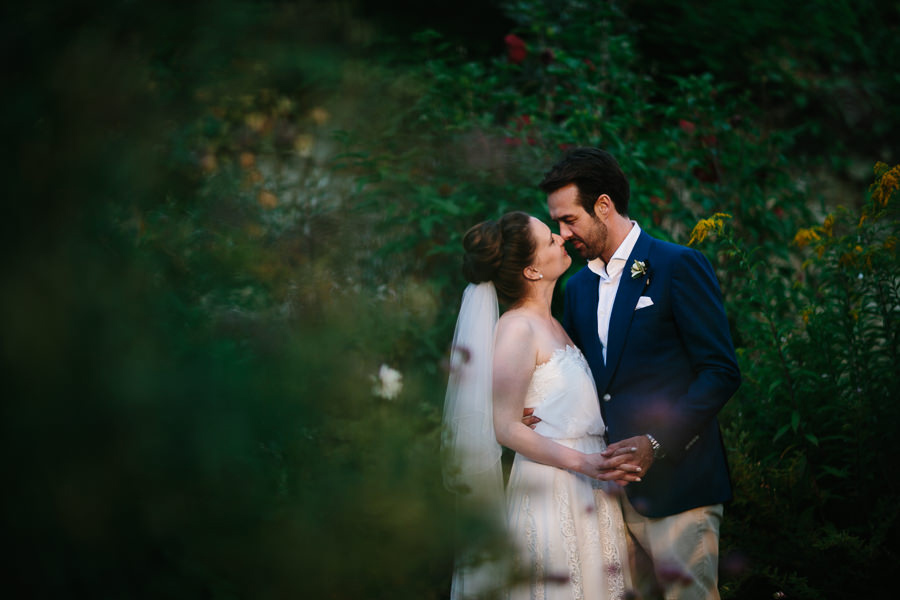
{"left": 596, "top": 232, "right": 653, "bottom": 394}
{"left": 578, "top": 271, "right": 604, "bottom": 370}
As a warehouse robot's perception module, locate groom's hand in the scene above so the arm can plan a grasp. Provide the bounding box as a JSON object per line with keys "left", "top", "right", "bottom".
{"left": 521, "top": 407, "right": 541, "bottom": 429}
{"left": 603, "top": 436, "right": 655, "bottom": 485}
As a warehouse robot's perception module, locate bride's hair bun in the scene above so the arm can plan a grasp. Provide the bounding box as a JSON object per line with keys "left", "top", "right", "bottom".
{"left": 462, "top": 221, "right": 503, "bottom": 283}
{"left": 462, "top": 211, "right": 536, "bottom": 305}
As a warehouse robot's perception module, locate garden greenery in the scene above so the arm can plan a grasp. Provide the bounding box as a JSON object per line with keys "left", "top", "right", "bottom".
{"left": 4, "top": 0, "right": 897, "bottom": 598}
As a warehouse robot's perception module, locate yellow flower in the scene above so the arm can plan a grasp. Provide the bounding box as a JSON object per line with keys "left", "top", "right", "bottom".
{"left": 801, "top": 307, "right": 813, "bottom": 325}
{"left": 245, "top": 112, "right": 268, "bottom": 133}
{"left": 688, "top": 213, "right": 732, "bottom": 246}
{"left": 239, "top": 152, "right": 256, "bottom": 169}
{"left": 257, "top": 190, "right": 278, "bottom": 209}
{"left": 823, "top": 214, "right": 835, "bottom": 237}
{"left": 870, "top": 162, "right": 900, "bottom": 207}
{"left": 199, "top": 152, "right": 217, "bottom": 173}
{"left": 792, "top": 227, "right": 821, "bottom": 248}
{"left": 310, "top": 107, "right": 331, "bottom": 125}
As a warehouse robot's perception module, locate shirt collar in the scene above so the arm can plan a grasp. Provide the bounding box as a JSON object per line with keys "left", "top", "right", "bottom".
{"left": 587, "top": 221, "right": 642, "bottom": 279}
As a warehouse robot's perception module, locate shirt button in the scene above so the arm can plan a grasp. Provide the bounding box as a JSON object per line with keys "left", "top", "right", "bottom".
{"left": 602, "top": 393, "right": 612, "bottom": 402}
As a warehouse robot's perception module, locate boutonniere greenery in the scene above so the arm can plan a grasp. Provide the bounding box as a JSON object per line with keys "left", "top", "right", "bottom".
{"left": 630, "top": 259, "right": 651, "bottom": 283}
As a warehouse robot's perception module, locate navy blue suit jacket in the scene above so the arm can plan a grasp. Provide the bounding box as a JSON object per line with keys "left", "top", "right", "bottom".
{"left": 562, "top": 230, "right": 740, "bottom": 518}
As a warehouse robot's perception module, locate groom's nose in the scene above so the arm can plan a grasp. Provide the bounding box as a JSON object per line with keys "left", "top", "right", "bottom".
{"left": 558, "top": 223, "right": 573, "bottom": 239}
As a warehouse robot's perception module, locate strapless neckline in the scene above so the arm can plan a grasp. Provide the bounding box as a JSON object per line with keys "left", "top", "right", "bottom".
{"left": 534, "top": 344, "right": 583, "bottom": 372}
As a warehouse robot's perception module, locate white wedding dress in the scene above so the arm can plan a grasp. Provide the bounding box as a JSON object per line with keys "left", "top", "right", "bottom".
{"left": 505, "top": 345, "right": 630, "bottom": 600}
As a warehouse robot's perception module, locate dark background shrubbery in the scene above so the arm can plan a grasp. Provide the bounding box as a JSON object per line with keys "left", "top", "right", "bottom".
{"left": 3, "top": 0, "right": 898, "bottom": 598}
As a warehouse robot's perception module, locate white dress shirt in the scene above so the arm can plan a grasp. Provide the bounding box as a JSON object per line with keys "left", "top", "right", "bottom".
{"left": 586, "top": 222, "right": 642, "bottom": 363}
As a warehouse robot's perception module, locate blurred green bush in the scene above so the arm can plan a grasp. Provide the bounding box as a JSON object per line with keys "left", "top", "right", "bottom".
{"left": 3, "top": 1, "right": 468, "bottom": 597}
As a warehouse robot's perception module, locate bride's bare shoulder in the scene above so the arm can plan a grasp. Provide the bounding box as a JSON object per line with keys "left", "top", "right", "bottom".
{"left": 496, "top": 310, "right": 537, "bottom": 342}
{"left": 494, "top": 311, "right": 539, "bottom": 368}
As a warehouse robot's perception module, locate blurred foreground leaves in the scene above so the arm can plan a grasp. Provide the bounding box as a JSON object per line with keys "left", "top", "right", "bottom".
{"left": 2, "top": 1, "right": 474, "bottom": 597}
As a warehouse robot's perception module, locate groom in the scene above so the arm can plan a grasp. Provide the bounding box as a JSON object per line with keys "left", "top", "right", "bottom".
{"left": 537, "top": 148, "right": 740, "bottom": 599}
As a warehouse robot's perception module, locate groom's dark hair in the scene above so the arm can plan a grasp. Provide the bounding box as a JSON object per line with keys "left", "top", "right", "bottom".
{"left": 539, "top": 147, "right": 630, "bottom": 217}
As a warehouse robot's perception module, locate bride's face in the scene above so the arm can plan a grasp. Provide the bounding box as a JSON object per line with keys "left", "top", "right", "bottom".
{"left": 528, "top": 217, "right": 571, "bottom": 280}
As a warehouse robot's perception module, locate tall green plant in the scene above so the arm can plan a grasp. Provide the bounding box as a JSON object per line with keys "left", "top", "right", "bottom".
{"left": 689, "top": 163, "right": 899, "bottom": 598}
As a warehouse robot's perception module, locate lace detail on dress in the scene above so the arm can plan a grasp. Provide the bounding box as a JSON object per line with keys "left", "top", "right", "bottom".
{"left": 556, "top": 487, "right": 584, "bottom": 600}
{"left": 596, "top": 489, "right": 627, "bottom": 600}
{"left": 531, "top": 346, "right": 590, "bottom": 384}
{"left": 504, "top": 342, "right": 626, "bottom": 600}
{"left": 526, "top": 345, "right": 605, "bottom": 441}
{"left": 523, "top": 494, "right": 544, "bottom": 600}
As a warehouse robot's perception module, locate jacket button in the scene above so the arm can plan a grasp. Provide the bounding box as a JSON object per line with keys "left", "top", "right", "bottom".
{"left": 602, "top": 393, "right": 611, "bottom": 402}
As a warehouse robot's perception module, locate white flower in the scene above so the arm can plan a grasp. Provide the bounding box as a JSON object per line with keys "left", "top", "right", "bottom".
{"left": 373, "top": 364, "right": 403, "bottom": 400}
{"left": 630, "top": 259, "right": 651, "bottom": 282}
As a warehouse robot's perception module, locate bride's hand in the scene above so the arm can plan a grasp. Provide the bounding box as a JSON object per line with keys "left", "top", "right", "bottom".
{"left": 581, "top": 451, "right": 642, "bottom": 484}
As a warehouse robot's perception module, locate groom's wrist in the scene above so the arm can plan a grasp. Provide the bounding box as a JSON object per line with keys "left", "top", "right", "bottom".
{"left": 645, "top": 433, "right": 665, "bottom": 459}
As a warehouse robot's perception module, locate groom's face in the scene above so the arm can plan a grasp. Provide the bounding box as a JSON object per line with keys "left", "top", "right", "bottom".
{"left": 547, "top": 184, "right": 608, "bottom": 261}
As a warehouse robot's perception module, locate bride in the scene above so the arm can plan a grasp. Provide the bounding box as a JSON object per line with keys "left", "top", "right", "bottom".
{"left": 444, "top": 211, "right": 639, "bottom": 600}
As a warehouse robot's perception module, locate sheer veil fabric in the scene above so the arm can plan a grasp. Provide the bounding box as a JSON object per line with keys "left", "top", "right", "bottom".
{"left": 442, "top": 282, "right": 506, "bottom": 598}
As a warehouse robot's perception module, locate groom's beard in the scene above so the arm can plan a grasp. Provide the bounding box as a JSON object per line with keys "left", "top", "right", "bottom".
{"left": 571, "top": 218, "right": 607, "bottom": 261}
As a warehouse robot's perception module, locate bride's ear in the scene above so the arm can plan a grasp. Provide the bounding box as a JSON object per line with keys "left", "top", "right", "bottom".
{"left": 523, "top": 266, "right": 543, "bottom": 281}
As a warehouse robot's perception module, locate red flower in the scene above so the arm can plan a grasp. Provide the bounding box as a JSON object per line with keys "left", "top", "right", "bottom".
{"left": 678, "top": 119, "right": 696, "bottom": 134}
{"left": 514, "top": 115, "right": 532, "bottom": 129}
{"left": 505, "top": 34, "right": 527, "bottom": 64}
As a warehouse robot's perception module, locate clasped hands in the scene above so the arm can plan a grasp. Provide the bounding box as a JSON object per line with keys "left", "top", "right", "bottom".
{"left": 523, "top": 408, "right": 655, "bottom": 486}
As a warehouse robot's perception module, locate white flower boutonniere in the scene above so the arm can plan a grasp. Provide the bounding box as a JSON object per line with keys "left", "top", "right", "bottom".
{"left": 630, "top": 259, "right": 651, "bottom": 283}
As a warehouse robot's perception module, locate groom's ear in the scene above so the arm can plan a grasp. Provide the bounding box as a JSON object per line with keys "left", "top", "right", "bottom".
{"left": 594, "top": 194, "right": 612, "bottom": 217}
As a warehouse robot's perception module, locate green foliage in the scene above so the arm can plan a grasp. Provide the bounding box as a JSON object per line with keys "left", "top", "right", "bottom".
{"left": 624, "top": 0, "right": 900, "bottom": 162}
{"left": 4, "top": 1, "right": 465, "bottom": 597}
{"left": 359, "top": 0, "right": 815, "bottom": 363}
{"left": 6, "top": 0, "right": 898, "bottom": 598}
{"left": 692, "top": 163, "right": 900, "bottom": 597}
{"left": 342, "top": 1, "right": 898, "bottom": 597}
